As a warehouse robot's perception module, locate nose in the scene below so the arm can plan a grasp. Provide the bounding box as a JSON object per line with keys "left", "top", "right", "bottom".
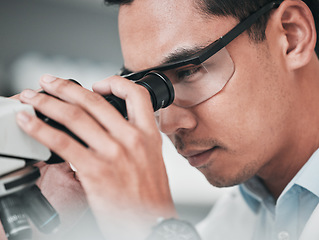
{"left": 157, "top": 104, "right": 197, "bottom": 135}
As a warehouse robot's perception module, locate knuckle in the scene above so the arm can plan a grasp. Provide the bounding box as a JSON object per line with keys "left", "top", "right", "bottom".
{"left": 108, "top": 76, "right": 117, "bottom": 85}
{"left": 84, "top": 91, "right": 105, "bottom": 105}
{"left": 54, "top": 79, "right": 72, "bottom": 95}
{"left": 51, "top": 133, "right": 71, "bottom": 150}
{"left": 26, "top": 117, "right": 43, "bottom": 133}
{"left": 109, "top": 144, "right": 125, "bottom": 159}
{"left": 127, "top": 129, "right": 144, "bottom": 147}
{"left": 99, "top": 144, "right": 126, "bottom": 162}
{"left": 34, "top": 93, "right": 50, "bottom": 108}
{"left": 64, "top": 105, "right": 84, "bottom": 122}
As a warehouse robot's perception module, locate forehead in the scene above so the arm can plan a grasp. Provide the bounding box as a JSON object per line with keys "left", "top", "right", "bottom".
{"left": 118, "top": 0, "right": 236, "bottom": 71}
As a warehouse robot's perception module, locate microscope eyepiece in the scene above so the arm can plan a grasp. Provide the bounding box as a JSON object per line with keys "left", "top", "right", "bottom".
{"left": 104, "top": 71, "right": 174, "bottom": 117}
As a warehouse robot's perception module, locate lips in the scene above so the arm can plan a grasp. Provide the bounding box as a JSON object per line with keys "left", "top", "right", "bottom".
{"left": 180, "top": 147, "right": 218, "bottom": 167}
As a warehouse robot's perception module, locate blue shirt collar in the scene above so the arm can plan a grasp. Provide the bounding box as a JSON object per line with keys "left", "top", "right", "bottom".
{"left": 287, "top": 148, "right": 319, "bottom": 199}
{"left": 240, "top": 148, "right": 319, "bottom": 214}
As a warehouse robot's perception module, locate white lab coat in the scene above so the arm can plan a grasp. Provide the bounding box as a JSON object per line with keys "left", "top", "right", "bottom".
{"left": 196, "top": 187, "right": 319, "bottom": 240}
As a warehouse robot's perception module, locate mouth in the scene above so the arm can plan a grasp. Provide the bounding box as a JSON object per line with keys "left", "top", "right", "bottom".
{"left": 181, "top": 147, "right": 219, "bottom": 168}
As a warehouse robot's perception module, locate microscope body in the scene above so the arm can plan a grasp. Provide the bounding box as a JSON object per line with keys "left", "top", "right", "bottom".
{"left": 0, "top": 97, "right": 59, "bottom": 240}
{"left": 0, "top": 97, "right": 50, "bottom": 176}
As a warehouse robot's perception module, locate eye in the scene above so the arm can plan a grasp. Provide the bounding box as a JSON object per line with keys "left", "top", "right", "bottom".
{"left": 176, "top": 66, "right": 202, "bottom": 82}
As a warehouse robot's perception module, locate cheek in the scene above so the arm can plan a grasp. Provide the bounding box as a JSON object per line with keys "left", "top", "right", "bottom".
{"left": 198, "top": 54, "right": 292, "bottom": 161}
{"left": 193, "top": 89, "right": 291, "bottom": 186}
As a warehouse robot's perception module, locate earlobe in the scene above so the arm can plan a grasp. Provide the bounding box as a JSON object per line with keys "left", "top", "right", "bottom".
{"left": 276, "top": 1, "right": 317, "bottom": 70}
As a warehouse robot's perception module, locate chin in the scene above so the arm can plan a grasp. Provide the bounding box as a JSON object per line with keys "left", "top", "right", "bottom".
{"left": 206, "top": 176, "right": 243, "bottom": 188}
{"left": 198, "top": 161, "right": 257, "bottom": 188}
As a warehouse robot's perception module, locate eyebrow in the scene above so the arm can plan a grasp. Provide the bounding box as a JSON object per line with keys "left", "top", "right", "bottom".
{"left": 120, "top": 45, "right": 206, "bottom": 75}
{"left": 162, "top": 46, "right": 205, "bottom": 65}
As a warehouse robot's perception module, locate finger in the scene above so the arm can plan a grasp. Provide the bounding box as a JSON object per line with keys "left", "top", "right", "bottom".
{"left": 10, "top": 94, "right": 20, "bottom": 100}
{"left": 16, "top": 111, "right": 93, "bottom": 172}
{"left": 37, "top": 75, "right": 138, "bottom": 141}
{"left": 9, "top": 88, "right": 42, "bottom": 100}
{"left": 93, "top": 76, "right": 158, "bottom": 132}
{"left": 19, "top": 89, "right": 119, "bottom": 154}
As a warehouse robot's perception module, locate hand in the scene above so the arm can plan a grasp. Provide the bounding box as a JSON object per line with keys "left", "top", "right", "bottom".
{"left": 32, "top": 161, "right": 90, "bottom": 240}
{"left": 16, "top": 75, "right": 177, "bottom": 239}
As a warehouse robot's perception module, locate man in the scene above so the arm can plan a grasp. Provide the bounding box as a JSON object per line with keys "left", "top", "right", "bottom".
{"left": 11, "top": 0, "right": 319, "bottom": 239}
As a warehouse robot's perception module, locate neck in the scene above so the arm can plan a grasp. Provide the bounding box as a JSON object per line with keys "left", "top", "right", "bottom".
{"left": 259, "top": 54, "right": 319, "bottom": 200}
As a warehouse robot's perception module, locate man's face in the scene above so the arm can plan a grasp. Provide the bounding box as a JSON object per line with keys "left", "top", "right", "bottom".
{"left": 118, "top": 0, "right": 295, "bottom": 187}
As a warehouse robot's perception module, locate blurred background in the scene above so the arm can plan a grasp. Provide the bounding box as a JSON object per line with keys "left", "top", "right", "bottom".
{"left": 1, "top": 0, "right": 232, "bottom": 226}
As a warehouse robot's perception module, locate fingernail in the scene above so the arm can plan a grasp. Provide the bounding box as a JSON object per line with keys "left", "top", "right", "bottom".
{"left": 42, "top": 74, "right": 57, "bottom": 83}
{"left": 17, "top": 111, "right": 31, "bottom": 124}
{"left": 21, "top": 89, "right": 37, "bottom": 99}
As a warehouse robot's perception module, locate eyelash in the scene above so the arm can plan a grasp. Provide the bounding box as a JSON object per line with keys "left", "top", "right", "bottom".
{"left": 176, "top": 66, "right": 202, "bottom": 81}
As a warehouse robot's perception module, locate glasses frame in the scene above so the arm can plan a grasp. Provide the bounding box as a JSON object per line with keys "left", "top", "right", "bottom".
{"left": 120, "top": 1, "right": 282, "bottom": 81}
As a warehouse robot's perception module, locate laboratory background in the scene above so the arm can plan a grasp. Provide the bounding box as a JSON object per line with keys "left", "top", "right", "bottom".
{"left": 1, "top": 0, "right": 232, "bottom": 225}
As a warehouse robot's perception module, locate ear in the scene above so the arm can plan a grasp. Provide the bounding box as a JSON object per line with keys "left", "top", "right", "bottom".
{"left": 270, "top": 0, "right": 317, "bottom": 70}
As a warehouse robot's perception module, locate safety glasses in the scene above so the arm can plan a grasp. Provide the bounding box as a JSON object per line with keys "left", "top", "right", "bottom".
{"left": 119, "top": 1, "right": 282, "bottom": 107}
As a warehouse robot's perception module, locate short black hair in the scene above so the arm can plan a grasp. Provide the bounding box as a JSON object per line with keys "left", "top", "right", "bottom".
{"left": 104, "top": 0, "right": 133, "bottom": 4}
{"left": 104, "top": 0, "right": 318, "bottom": 56}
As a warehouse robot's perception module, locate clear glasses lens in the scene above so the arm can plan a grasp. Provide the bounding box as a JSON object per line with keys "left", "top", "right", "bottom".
{"left": 162, "top": 47, "right": 235, "bottom": 108}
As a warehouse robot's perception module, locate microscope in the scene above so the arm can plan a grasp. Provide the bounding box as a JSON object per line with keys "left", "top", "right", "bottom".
{"left": 0, "top": 71, "right": 174, "bottom": 240}
{"left": 0, "top": 97, "right": 59, "bottom": 240}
